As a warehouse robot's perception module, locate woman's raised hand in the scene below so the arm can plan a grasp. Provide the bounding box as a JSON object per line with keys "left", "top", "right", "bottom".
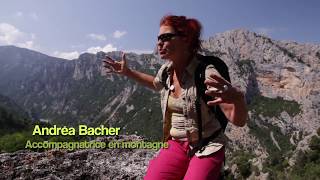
{"left": 204, "top": 74, "right": 244, "bottom": 106}
{"left": 102, "top": 52, "right": 130, "bottom": 75}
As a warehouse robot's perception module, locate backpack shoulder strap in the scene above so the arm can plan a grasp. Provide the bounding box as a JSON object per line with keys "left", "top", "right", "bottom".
{"left": 194, "top": 62, "right": 206, "bottom": 141}
{"left": 160, "top": 66, "right": 169, "bottom": 90}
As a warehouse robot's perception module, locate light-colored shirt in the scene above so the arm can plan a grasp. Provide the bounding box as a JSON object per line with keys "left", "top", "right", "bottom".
{"left": 153, "top": 56, "right": 228, "bottom": 157}
{"left": 168, "top": 94, "right": 187, "bottom": 139}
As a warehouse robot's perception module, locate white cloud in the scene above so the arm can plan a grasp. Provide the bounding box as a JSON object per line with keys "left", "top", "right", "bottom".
{"left": 0, "top": 22, "right": 37, "bottom": 50}
{"left": 17, "top": 41, "right": 35, "bottom": 49}
{"left": 31, "top": 33, "right": 36, "bottom": 39}
{"left": 15, "top": 11, "right": 23, "bottom": 17}
{"left": 124, "top": 49, "right": 153, "bottom": 54}
{"left": 86, "top": 44, "right": 117, "bottom": 54}
{"left": 87, "top": 33, "right": 106, "bottom": 41}
{"left": 53, "top": 51, "right": 80, "bottom": 60}
{"left": 30, "top": 13, "right": 39, "bottom": 21}
{"left": 14, "top": 11, "right": 39, "bottom": 21}
{"left": 0, "top": 23, "right": 23, "bottom": 44}
{"left": 113, "top": 30, "right": 127, "bottom": 38}
{"left": 52, "top": 44, "right": 117, "bottom": 60}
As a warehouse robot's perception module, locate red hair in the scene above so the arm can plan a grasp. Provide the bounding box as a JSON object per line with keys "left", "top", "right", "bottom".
{"left": 160, "top": 15, "right": 202, "bottom": 54}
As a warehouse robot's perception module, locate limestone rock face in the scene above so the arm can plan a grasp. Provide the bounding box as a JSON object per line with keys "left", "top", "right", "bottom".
{"left": 201, "top": 29, "right": 320, "bottom": 171}
{"left": 202, "top": 29, "right": 319, "bottom": 133}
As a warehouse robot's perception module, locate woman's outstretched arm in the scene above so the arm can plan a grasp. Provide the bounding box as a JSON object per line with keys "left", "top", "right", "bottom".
{"left": 102, "top": 52, "right": 156, "bottom": 90}
{"left": 124, "top": 69, "right": 156, "bottom": 90}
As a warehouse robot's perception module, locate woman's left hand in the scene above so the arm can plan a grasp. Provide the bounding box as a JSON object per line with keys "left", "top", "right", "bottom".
{"left": 204, "top": 74, "right": 244, "bottom": 106}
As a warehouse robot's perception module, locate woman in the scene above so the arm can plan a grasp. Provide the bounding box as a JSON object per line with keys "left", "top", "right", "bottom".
{"left": 103, "top": 15, "right": 247, "bottom": 180}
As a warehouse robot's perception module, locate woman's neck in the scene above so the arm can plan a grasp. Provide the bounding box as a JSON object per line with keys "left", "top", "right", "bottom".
{"left": 171, "top": 54, "right": 193, "bottom": 77}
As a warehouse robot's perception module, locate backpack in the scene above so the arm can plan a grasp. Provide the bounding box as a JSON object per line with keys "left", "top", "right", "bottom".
{"left": 191, "top": 54, "right": 231, "bottom": 156}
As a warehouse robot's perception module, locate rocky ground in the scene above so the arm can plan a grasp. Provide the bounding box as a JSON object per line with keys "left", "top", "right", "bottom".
{"left": 0, "top": 135, "right": 157, "bottom": 180}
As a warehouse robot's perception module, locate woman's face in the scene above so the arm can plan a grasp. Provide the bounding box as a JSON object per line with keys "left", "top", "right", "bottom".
{"left": 157, "top": 25, "right": 188, "bottom": 60}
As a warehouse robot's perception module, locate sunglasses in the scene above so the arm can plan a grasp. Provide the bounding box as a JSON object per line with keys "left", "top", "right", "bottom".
{"left": 157, "top": 33, "right": 180, "bottom": 42}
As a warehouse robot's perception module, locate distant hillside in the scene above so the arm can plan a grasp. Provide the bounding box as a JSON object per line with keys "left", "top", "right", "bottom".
{"left": 0, "top": 94, "right": 30, "bottom": 135}
{"left": 0, "top": 46, "right": 163, "bottom": 139}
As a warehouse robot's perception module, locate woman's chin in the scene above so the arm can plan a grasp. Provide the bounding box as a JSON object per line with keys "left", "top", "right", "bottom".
{"left": 159, "top": 53, "right": 170, "bottom": 60}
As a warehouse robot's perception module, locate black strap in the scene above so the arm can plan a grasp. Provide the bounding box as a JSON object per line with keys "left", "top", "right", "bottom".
{"left": 188, "top": 128, "right": 222, "bottom": 157}
{"left": 160, "top": 67, "right": 169, "bottom": 90}
{"left": 194, "top": 62, "right": 206, "bottom": 141}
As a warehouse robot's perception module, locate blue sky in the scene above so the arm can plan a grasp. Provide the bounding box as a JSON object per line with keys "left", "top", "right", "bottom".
{"left": 0, "top": 0, "right": 319, "bottom": 60}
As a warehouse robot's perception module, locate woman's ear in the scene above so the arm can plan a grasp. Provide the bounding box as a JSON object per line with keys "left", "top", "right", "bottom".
{"left": 183, "top": 36, "right": 193, "bottom": 50}
{"left": 181, "top": 36, "right": 189, "bottom": 42}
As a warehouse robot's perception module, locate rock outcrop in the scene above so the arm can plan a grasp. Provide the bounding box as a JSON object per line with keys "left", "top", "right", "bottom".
{"left": 0, "top": 135, "right": 156, "bottom": 180}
